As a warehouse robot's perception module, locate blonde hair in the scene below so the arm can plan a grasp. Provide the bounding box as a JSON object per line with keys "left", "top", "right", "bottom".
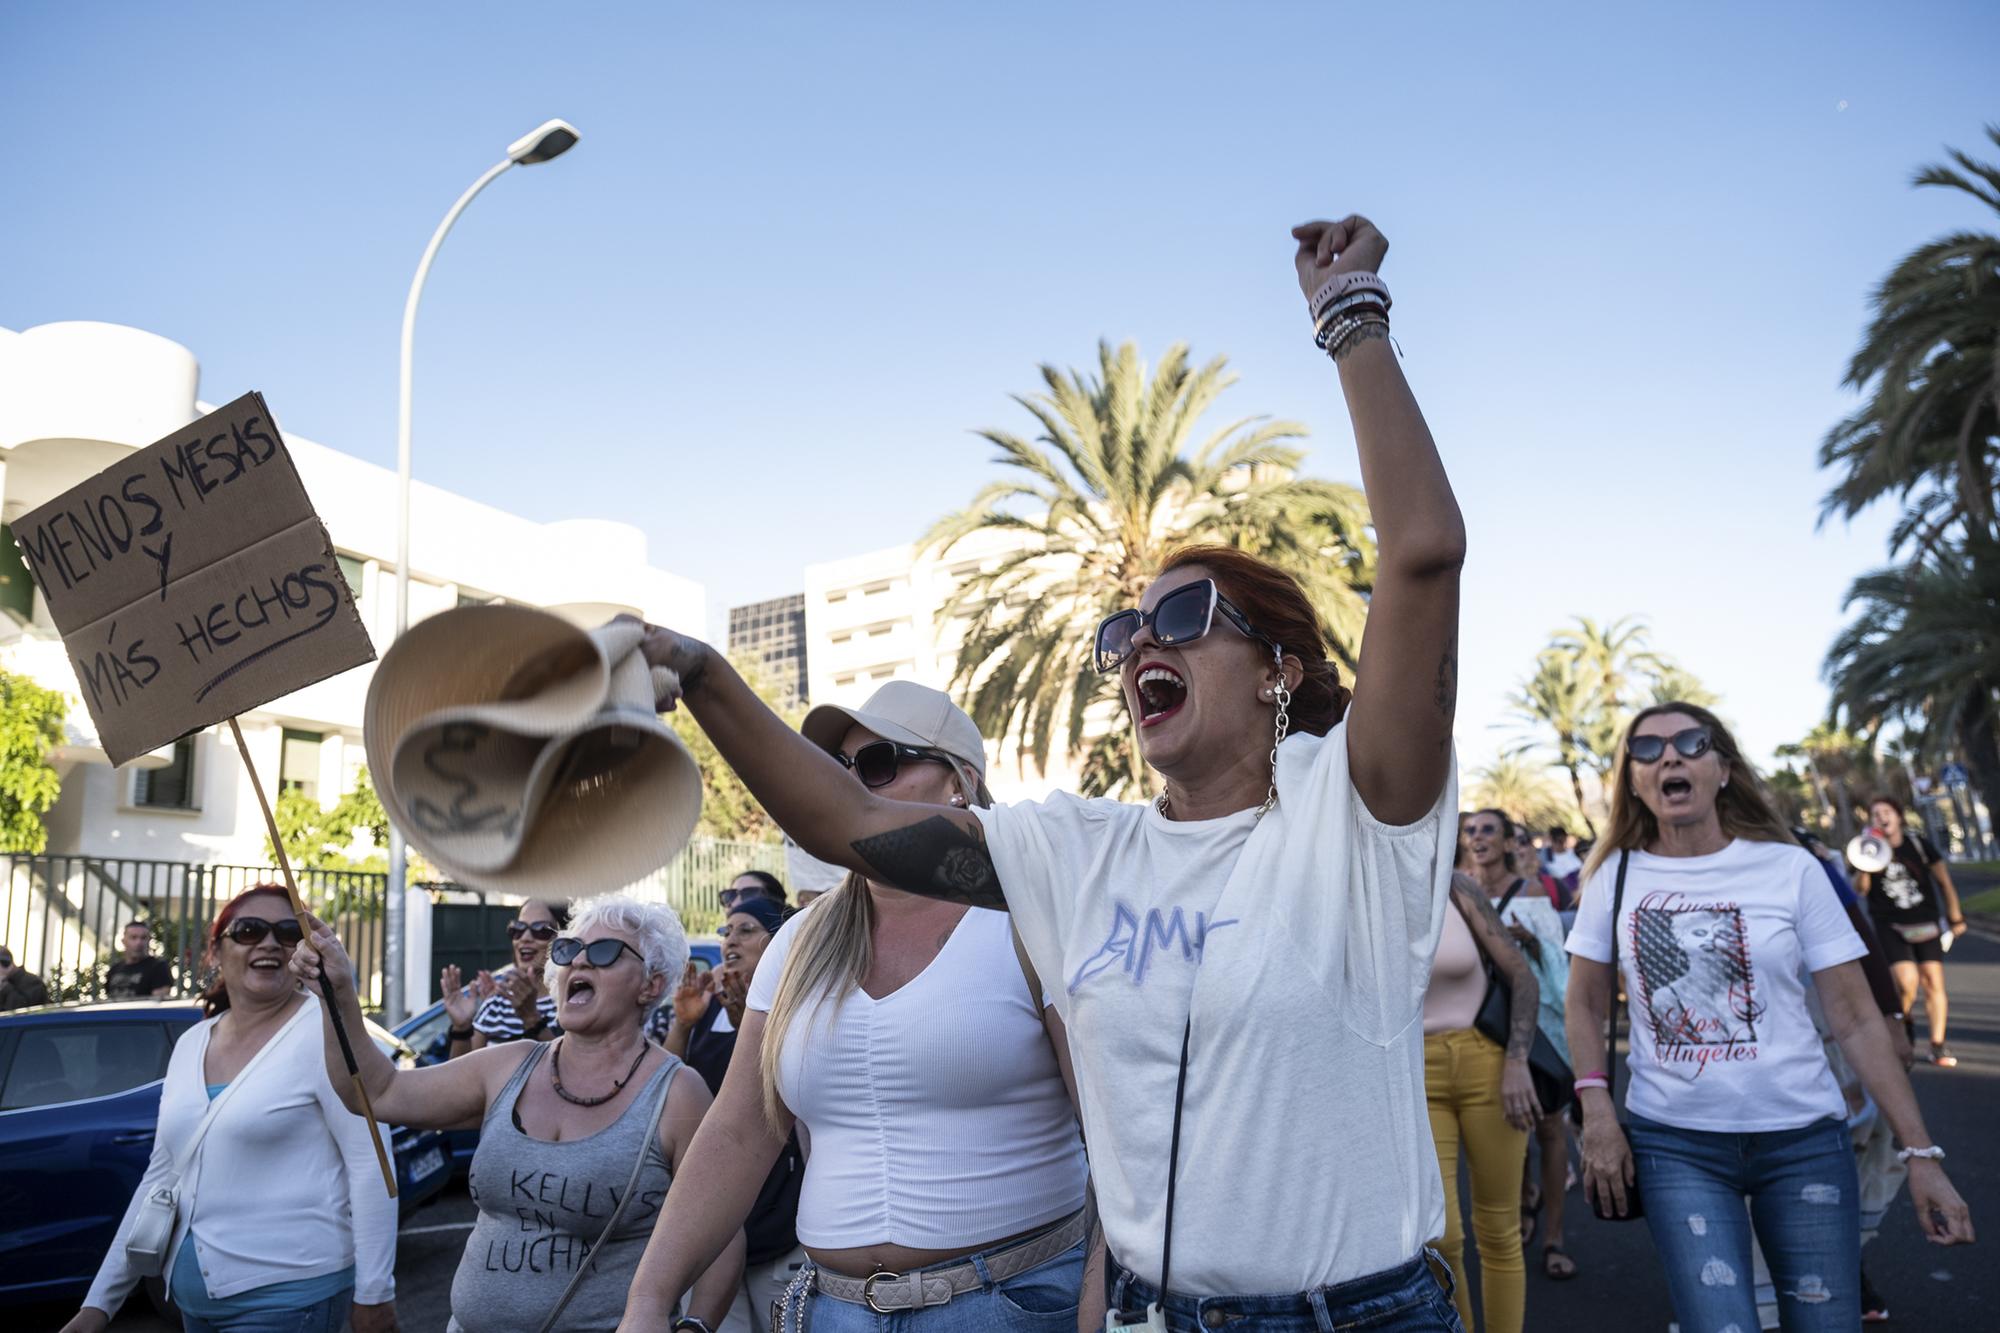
{"left": 758, "top": 752, "right": 990, "bottom": 1128}
{"left": 1581, "top": 702, "right": 1795, "bottom": 885}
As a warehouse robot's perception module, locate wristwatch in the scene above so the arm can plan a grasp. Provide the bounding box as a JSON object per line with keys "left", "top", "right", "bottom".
{"left": 672, "top": 1319, "right": 714, "bottom": 1333}
{"left": 1897, "top": 1144, "right": 1946, "bottom": 1163}
{"left": 448, "top": 1025, "right": 474, "bottom": 1041}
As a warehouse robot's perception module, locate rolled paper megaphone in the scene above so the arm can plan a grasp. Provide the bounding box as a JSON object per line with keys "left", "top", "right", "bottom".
{"left": 364, "top": 607, "right": 701, "bottom": 895}
{"left": 1845, "top": 829, "right": 1892, "bottom": 874}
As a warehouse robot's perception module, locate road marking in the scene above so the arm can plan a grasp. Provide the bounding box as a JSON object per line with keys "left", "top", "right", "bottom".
{"left": 399, "top": 1221, "right": 476, "bottom": 1235}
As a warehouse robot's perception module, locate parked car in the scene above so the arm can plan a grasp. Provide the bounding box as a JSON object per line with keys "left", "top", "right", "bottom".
{"left": 392, "top": 936, "right": 723, "bottom": 1174}
{"left": 0, "top": 999, "right": 453, "bottom": 1312}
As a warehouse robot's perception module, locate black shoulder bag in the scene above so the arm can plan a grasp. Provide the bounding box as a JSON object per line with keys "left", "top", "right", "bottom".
{"left": 1583, "top": 850, "right": 1644, "bottom": 1221}
{"left": 1471, "top": 880, "right": 1574, "bottom": 1116}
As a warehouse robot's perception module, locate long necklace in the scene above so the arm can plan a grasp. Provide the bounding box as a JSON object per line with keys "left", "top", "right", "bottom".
{"left": 549, "top": 1036, "right": 649, "bottom": 1107}
{"left": 1155, "top": 663, "right": 1290, "bottom": 822}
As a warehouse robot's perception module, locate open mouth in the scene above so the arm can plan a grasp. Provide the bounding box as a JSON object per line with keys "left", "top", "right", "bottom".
{"left": 1662, "top": 777, "right": 1694, "bottom": 800}
{"left": 564, "top": 976, "right": 596, "bottom": 1009}
{"left": 723, "top": 950, "right": 742, "bottom": 966}
{"left": 248, "top": 956, "right": 285, "bottom": 973}
{"left": 1135, "top": 664, "right": 1188, "bottom": 726}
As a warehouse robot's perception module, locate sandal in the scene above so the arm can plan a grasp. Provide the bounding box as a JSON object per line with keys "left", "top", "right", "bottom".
{"left": 1931, "top": 1042, "right": 1958, "bottom": 1068}
{"left": 1542, "top": 1245, "right": 1577, "bottom": 1281}
{"left": 1520, "top": 1189, "right": 1542, "bottom": 1247}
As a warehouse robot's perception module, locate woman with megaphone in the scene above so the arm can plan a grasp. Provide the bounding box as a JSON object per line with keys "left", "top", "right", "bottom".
{"left": 626, "top": 214, "right": 1472, "bottom": 1331}
{"left": 290, "top": 895, "right": 742, "bottom": 1333}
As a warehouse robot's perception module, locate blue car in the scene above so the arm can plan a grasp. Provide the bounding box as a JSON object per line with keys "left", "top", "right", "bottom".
{"left": 0, "top": 999, "right": 454, "bottom": 1313}
{"left": 393, "top": 937, "right": 723, "bottom": 1174}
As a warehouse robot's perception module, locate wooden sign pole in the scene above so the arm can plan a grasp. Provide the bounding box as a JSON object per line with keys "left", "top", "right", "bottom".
{"left": 228, "top": 717, "right": 398, "bottom": 1198}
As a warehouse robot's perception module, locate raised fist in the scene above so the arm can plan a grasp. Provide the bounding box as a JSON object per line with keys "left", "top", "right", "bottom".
{"left": 1290, "top": 215, "right": 1389, "bottom": 305}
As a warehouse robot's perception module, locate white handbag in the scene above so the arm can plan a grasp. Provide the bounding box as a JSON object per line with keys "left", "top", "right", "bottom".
{"left": 125, "top": 1004, "right": 310, "bottom": 1275}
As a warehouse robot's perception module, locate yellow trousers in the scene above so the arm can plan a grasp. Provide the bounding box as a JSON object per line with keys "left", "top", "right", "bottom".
{"left": 1426, "top": 1027, "right": 1528, "bottom": 1333}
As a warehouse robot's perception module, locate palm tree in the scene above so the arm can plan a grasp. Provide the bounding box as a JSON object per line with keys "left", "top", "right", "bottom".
{"left": 1551, "top": 615, "right": 1665, "bottom": 764}
{"left": 1508, "top": 648, "right": 1601, "bottom": 834}
{"left": 1778, "top": 724, "right": 1876, "bottom": 844}
{"left": 1648, "top": 662, "right": 1721, "bottom": 711}
{"left": 1819, "top": 126, "right": 2000, "bottom": 554}
{"left": 1464, "top": 752, "right": 1575, "bottom": 835}
{"left": 1825, "top": 538, "right": 2000, "bottom": 829}
{"left": 923, "top": 340, "right": 1374, "bottom": 796}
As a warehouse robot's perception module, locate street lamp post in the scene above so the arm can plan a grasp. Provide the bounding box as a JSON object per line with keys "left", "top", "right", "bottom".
{"left": 383, "top": 118, "right": 579, "bottom": 1024}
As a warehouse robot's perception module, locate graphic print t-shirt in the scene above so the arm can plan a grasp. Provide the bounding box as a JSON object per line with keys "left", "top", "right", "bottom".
{"left": 105, "top": 956, "right": 174, "bottom": 999}
{"left": 1867, "top": 834, "right": 1944, "bottom": 927}
{"left": 1567, "top": 839, "right": 1867, "bottom": 1132}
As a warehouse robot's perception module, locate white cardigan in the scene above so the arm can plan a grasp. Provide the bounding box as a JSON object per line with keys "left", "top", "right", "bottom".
{"left": 85, "top": 992, "right": 398, "bottom": 1313}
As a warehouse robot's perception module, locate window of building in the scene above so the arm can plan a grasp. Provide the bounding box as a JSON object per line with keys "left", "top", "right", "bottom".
{"left": 832, "top": 632, "right": 851, "bottom": 644}
{"left": 280, "top": 729, "right": 324, "bottom": 802}
{"left": 835, "top": 673, "right": 857, "bottom": 687}
{"left": 864, "top": 581, "right": 891, "bottom": 597}
{"left": 869, "top": 624, "right": 893, "bottom": 638}
{"left": 827, "top": 590, "right": 847, "bottom": 604}
{"left": 336, "top": 553, "right": 364, "bottom": 604}
{"left": 133, "top": 738, "right": 199, "bottom": 811}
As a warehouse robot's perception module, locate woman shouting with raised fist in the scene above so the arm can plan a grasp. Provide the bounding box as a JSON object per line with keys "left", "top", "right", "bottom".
{"left": 628, "top": 215, "right": 1469, "bottom": 1332}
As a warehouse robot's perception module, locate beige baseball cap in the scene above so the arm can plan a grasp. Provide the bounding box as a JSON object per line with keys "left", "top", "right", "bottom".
{"left": 801, "top": 679, "right": 987, "bottom": 777}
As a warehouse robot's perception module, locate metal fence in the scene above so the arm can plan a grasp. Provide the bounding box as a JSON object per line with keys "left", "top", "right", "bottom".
{"left": 0, "top": 855, "right": 389, "bottom": 1006}
{"left": 1, "top": 838, "right": 788, "bottom": 1008}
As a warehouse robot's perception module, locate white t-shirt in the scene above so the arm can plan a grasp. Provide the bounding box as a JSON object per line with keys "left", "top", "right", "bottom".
{"left": 976, "top": 723, "right": 1457, "bottom": 1294}
{"left": 1566, "top": 839, "right": 1868, "bottom": 1132}
{"left": 745, "top": 904, "right": 1086, "bottom": 1249}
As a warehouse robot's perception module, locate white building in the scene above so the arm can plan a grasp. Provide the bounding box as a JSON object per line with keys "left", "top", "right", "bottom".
{"left": 1, "top": 322, "right": 705, "bottom": 978}
{"left": 804, "top": 528, "right": 1089, "bottom": 802}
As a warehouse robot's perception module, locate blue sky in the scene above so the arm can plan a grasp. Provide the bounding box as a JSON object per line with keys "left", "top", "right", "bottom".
{"left": 4, "top": 2, "right": 1994, "bottom": 771}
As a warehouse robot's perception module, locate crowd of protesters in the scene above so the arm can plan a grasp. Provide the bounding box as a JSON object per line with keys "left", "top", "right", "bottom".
{"left": 48, "top": 214, "right": 1981, "bottom": 1333}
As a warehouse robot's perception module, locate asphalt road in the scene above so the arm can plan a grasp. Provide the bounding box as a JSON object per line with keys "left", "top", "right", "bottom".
{"left": 68, "top": 924, "right": 2000, "bottom": 1332}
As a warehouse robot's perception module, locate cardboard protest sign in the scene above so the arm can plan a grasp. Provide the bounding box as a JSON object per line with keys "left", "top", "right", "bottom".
{"left": 13, "top": 392, "right": 375, "bottom": 765}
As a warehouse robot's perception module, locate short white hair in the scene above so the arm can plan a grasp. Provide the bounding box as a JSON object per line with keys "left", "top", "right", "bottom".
{"left": 543, "top": 894, "right": 689, "bottom": 1012}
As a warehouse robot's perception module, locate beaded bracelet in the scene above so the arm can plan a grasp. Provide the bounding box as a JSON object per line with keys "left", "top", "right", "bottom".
{"left": 1314, "top": 297, "right": 1387, "bottom": 341}
{"left": 1325, "top": 315, "right": 1391, "bottom": 363}
{"left": 1573, "top": 1075, "right": 1610, "bottom": 1093}
{"left": 1309, "top": 271, "right": 1391, "bottom": 322}
{"left": 1317, "top": 309, "right": 1389, "bottom": 356}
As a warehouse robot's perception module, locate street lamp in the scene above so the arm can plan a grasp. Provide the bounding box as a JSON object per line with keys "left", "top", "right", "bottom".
{"left": 384, "top": 118, "right": 579, "bottom": 1023}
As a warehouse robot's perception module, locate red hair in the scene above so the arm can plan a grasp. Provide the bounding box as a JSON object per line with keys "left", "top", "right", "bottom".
{"left": 1157, "top": 545, "right": 1351, "bottom": 736}
{"left": 202, "top": 884, "right": 296, "bottom": 1017}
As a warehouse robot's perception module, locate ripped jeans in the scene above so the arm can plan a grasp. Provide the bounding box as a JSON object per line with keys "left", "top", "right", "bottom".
{"left": 1627, "top": 1112, "right": 1859, "bottom": 1332}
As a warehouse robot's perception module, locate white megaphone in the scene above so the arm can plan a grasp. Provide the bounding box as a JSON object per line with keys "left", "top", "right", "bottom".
{"left": 1846, "top": 829, "right": 1892, "bottom": 874}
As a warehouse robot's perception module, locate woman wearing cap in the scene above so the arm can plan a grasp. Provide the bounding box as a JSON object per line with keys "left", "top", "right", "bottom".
{"left": 1565, "top": 705, "right": 1973, "bottom": 1333}
{"left": 622, "top": 681, "right": 1091, "bottom": 1332}
{"left": 630, "top": 215, "right": 1469, "bottom": 1329}
{"left": 61, "top": 885, "right": 398, "bottom": 1333}
{"left": 291, "top": 894, "right": 742, "bottom": 1333}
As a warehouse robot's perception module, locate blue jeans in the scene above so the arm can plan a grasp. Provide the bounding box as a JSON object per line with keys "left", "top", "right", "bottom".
{"left": 1106, "top": 1250, "right": 1463, "bottom": 1332}
{"left": 1628, "top": 1112, "right": 1860, "bottom": 1331}
{"left": 179, "top": 1290, "right": 348, "bottom": 1333}
{"left": 801, "top": 1237, "right": 1085, "bottom": 1331}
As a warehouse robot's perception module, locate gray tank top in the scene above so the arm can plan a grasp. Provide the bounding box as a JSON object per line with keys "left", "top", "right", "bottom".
{"left": 448, "top": 1044, "right": 679, "bottom": 1333}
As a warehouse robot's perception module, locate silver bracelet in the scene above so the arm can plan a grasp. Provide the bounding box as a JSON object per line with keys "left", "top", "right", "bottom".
{"left": 1897, "top": 1144, "right": 1946, "bottom": 1163}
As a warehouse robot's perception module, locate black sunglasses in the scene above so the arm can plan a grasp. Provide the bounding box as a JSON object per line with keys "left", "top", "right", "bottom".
{"left": 224, "top": 917, "right": 304, "bottom": 948}
{"left": 1628, "top": 726, "right": 1714, "bottom": 765}
{"left": 549, "top": 936, "right": 646, "bottom": 969}
{"left": 507, "top": 921, "right": 560, "bottom": 941}
{"left": 1093, "top": 578, "right": 1269, "bottom": 674}
{"left": 834, "top": 739, "right": 955, "bottom": 789}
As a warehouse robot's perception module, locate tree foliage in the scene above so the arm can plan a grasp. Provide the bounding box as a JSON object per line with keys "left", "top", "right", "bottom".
{"left": 670, "top": 656, "right": 804, "bottom": 842}
{"left": 924, "top": 340, "right": 1374, "bottom": 797}
{"left": 0, "top": 669, "right": 67, "bottom": 853}
{"left": 1463, "top": 752, "right": 1575, "bottom": 835}
{"left": 265, "top": 767, "right": 395, "bottom": 872}
{"left": 1818, "top": 126, "right": 2000, "bottom": 555}
{"left": 1507, "top": 615, "right": 1718, "bottom": 833}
